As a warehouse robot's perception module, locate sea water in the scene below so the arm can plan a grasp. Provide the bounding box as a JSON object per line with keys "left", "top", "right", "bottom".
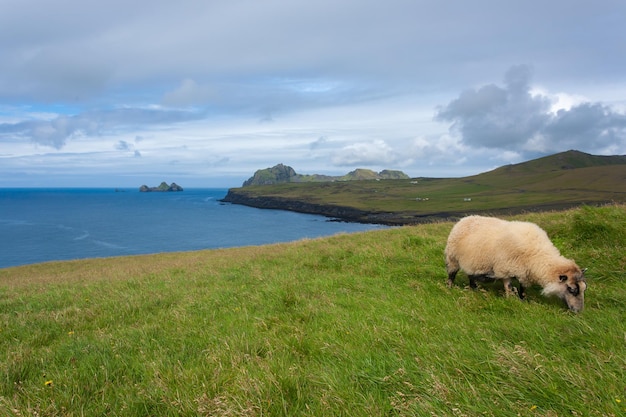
{"left": 0, "top": 188, "right": 386, "bottom": 269}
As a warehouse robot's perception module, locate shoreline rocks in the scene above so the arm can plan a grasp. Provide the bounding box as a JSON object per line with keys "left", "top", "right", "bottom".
{"left": 220, "top": 189, "right": 447, "bottom": 225}
{"left": 220, "top": 189, "right": 592, "bottom": 226}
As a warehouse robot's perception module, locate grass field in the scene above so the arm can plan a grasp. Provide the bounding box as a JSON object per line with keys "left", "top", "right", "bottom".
{"left": 1, "top": 204, "right": 625, "bottom": 416}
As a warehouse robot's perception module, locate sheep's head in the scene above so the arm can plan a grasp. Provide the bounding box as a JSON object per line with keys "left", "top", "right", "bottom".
{"left": 543, "top": 265, "right": 587, "bottom": 313}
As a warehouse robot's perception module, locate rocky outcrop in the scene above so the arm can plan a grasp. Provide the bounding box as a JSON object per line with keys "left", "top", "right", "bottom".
{"left": 243, "top": 164, "right": 297, "bottom": 186}
{"left": 377, "top": 170, "right": 411, "bottom": 180}
{"left": 241, "top": 164, "right": 409, "bottom": 186}
{"left": 139, "top": 182, "right": 183, "bottom": 192}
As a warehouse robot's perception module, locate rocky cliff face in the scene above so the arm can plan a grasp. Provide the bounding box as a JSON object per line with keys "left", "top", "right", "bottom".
{"left": 221, "top": 189, "right": 370, "bottom": 221}
{"left": 220, "top": 189, "right": 431, "bottom": 225}
{"left": 221, "top": 189, "right": 554, "bottom": 226}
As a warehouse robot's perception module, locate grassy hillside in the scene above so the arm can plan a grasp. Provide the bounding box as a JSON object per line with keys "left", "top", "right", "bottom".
{"left": 1, "top": 204, "right": 625, "bottom": 416}
{"left": 242, "top": 164, "right": 409, "bottom": 186}
{"left": 226, "top": 151, "right": 626, "bottom": 223}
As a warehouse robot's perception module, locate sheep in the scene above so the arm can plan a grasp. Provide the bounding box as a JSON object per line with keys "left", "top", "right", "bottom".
{"left": 445, "top": 215, "right": 587, "bottom": 312}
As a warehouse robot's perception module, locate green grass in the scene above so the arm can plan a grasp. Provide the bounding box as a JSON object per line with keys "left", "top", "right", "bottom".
{"left": 1, "top": 205, "right": 625, "bottom": 416}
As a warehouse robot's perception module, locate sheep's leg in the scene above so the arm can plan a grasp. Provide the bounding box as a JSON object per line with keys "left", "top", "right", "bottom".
{"left": 445, "top": 256, "right": 459, "bottom": 288}
{"left": 503, "top": 278, "right": 518, "bottom": 297}
{"left": 518, "top": 283, "right": 526, "bottom": 300}
{"left": 446, "top": 269, "right": 458, "bottom": 288}
{"left": 468, "top": 275, "right": 477, "bottom": 289}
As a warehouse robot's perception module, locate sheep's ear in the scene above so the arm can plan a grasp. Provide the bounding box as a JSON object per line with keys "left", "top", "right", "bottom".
{"left": 559, "top": 275, "right": 568, "bottom": 282}
{"left": 579, "top": 268, "right": 588, "bottom": 281}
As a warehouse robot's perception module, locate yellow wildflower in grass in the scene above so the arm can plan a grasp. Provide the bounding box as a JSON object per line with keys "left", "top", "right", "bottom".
{"left": 68, "top": 331, "right": 74, "bottom": 336}
{"left": 44, "top": 380, "right": 53, "bottom": 386}
{"left": 616, "top": 398, "right": 622, "bottom": 403}
{"left": 530, "top": 405, "right": 538, "bottom": 411}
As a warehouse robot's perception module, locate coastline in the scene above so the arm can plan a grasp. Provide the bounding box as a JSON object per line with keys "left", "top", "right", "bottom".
{"left": 220, "top": 189, "right": 602, "bottom": 226}
{"left": 221, "top": 150, "right": 626, "bottom": 225}
{"left": 221, "top": 189, "right": 457, "bottom": 225}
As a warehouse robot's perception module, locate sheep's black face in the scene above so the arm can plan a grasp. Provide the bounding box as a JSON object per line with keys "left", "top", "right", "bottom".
{"left": 559, "top": 269, "right": 587, "bottom": 313}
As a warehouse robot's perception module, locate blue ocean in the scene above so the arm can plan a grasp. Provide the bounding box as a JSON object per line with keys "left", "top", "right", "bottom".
{"left": 0, "top": 188, "right": 386, "bottom": 269}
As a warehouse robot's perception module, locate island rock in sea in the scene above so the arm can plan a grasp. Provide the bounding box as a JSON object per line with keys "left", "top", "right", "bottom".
{"left": 139, "top": 182, "right": 184, "bottom": 192}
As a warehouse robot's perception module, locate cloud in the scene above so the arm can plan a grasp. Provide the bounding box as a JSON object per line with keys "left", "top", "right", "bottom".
{"left": 0, "top": 108, "right": 206, "bottom": 149}
{"left": 435, "top": 65, "right": 552, "bottom": 149}
{"left": 543, "top": 103, "right": 626, "bottom": 154}
{"left": 115, "top": 140, "right": 142, "bottom": 157}
{"left": 161, "top": 79, "right": 218, "bottom": 107}
{"left": 115, "top": 140, "right": 131, "bottom": 151}
{"left": 331, "top": 139, "right": 398, "bottom": 166}
{"left": 308, "top": 136, "right": 326, "bottom": 150}
{"left": 436, "top": 65, "right": 626, "bottom": 155}
{"left": 7, "top": 1, "right": 620, "bottom": 106}
{"left": 0, "top": 115, "right": 91, "bottom": 149}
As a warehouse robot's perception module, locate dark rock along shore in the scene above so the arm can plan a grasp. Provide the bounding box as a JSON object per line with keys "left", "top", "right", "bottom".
{"left": 220, "top": 189, "right": 453, "bottom": 225}
{"left": 220, "top": 189, "right": 596, "bottom": 226}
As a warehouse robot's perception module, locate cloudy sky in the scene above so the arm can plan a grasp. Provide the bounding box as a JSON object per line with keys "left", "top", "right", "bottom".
{"left": 1, "top": 0, "right": 625, "bottom": 187}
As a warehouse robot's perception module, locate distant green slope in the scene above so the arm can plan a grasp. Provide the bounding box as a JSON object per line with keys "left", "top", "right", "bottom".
{"left": 223, "top": 150, "right": 626, "bottom": 224}
{"left": 487, "top": 149, "right": 626, "bottom": 174}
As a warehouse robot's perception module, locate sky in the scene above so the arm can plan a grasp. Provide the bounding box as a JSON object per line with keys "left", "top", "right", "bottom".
{"left": 1, "top": 0, "right": 625, "bottom": 188}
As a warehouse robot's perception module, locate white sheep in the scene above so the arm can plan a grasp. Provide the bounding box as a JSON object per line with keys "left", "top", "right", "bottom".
{"left": 445, "top": 215, "right": 587, "bottom": 312}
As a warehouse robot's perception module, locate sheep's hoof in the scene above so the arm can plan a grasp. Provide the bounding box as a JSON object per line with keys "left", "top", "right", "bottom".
{"left": 504, "top": 286, "right": 519, "bottom": 297}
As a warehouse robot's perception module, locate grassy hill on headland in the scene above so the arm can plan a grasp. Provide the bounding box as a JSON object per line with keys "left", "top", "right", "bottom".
{"left": 222, "top": 150, "right": 626, "bottom": 224}
{"left": 242, "top": 163, "right": 409, "bottom": 186}
{"left": 1, "top": 204, "right": 625, "bottom": 416}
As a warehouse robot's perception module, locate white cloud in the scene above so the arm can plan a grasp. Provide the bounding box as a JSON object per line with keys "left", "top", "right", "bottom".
{"left": 331, "top": 140, "right": 398, "bottom": 166}
{"left": 0, "top": 107, "right": 206, "bottom": 149}
{"left": 531, "top": 88, "right": 588, "bottom": 114}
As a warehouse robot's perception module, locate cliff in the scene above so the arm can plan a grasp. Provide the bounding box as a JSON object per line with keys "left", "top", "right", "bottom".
{"left": 220, "top": 189, "right": 448, "bottom": 225}
{"left": 222, "top": 189, "right": 373, "bottom": 222}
